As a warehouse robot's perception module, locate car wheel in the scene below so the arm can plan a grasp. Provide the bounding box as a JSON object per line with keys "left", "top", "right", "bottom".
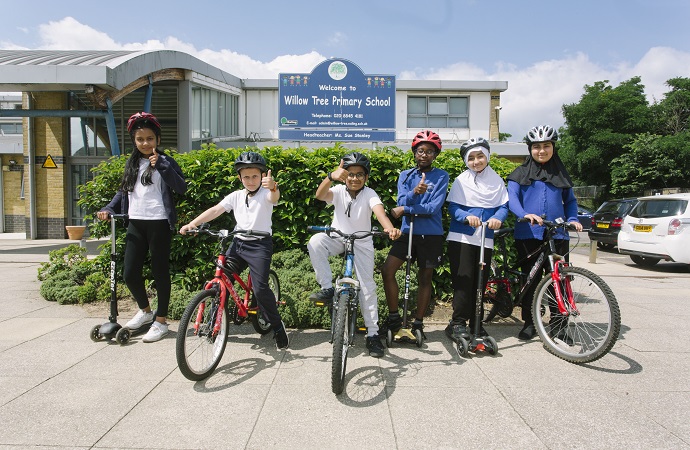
{"left": 630, "top": 255, "right": 660, "bottom": 267}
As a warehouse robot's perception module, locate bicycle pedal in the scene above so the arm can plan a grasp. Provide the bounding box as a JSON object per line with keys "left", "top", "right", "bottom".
{"left": 310, "top": 299, "right": 330, "bottom": 307}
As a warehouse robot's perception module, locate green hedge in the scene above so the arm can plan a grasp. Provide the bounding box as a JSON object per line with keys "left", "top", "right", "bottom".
{"left": 70, "top": 144, "right": 518, "bottom": 326}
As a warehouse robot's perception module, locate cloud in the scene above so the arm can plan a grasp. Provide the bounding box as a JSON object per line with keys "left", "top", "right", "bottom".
{"left": 5, "top": 17, "right": 690, "bottom": 141}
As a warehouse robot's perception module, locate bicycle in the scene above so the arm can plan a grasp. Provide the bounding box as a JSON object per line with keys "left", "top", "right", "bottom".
{"left": 483, "top": 218, "right": 621, "bottom": 363}
{"left": 175, "top": 224, "right": 282, "bottom": 381}
{"left": 307, "top": 225, "right": 389, "bottom": 395}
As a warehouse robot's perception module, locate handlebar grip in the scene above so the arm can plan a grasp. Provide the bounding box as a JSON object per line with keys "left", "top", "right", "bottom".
{"left": 111, "top": 213, "right": 128, "bottom": 220}
{"left": 308, "top": 225, "right": 329, "bottom": 232}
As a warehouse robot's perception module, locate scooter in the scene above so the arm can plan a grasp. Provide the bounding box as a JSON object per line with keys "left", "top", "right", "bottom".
{"left": 456, "top": 222, "right": 498, "bottom": 357}
{"left": 386, "top": 214, "right": 424, "bottom": 348}
{"left": 89, "top": 214, "right": 153, "bottom": 345}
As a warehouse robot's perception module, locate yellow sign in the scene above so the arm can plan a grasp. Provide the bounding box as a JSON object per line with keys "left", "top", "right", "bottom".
{"left": 42, "top": 154, "right": 58, "bottom": 169}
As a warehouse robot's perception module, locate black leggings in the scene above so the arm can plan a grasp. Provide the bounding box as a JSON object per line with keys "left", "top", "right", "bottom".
{"left": 123, "top": 219, "right": 172, "bottom": 318}
{"left": 515, "top": 238, "right": 569, "bottom": 324}
{"left": 448, "top": 241, "right": 493, "bottom": 326}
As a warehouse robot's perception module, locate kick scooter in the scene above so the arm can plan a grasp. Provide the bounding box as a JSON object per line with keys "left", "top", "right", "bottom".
{"left": 456, "top": 222, "right": 498, "bottom": 357}
{"left": 89, "top": 214, "right": 153, "bottom": 345}
{"left": 386, "top": 214, "right": 424, "bottom": 348}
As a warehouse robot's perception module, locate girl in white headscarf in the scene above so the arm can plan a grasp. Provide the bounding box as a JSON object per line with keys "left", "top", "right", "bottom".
{"left": 445, "top": 137, "right": 508, "bottom": 343}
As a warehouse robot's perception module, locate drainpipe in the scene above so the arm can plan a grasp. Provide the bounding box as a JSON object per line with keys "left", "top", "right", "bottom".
{"left": 27, "top": 95, "right": 36, "bottom": 239}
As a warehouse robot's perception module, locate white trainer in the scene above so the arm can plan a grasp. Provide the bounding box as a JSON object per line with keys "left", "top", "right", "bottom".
{"left": 125, "top": 310, "right": 154, "bottom": 329}
{"left": 142, "top": 321, "right": 169, "bottom": 343}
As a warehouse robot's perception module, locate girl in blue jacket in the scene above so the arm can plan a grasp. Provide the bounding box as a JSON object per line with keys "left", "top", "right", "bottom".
{"left": 507, "top": 125, "right": 582, "bottom": 340}
{"left": 446, "top": 138, "right": 508, "bottom": 342}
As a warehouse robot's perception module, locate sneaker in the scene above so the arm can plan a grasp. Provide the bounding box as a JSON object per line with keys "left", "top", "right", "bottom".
{"left": 125, "top": 309, "right": 154, "bottom": 329}
{"left": 518, "top": 323, "right": 537, "bottom": 340}
{"left": 366, "top": 335, "right": 385, "bottom": 358}
{"left": 411, "top": 320, "right": 427, "bottom": 339}
{"left": 383, "top": 313, "right": 403, "bottom": 334}
{"left": 142, "top": 321, "right": 168, "bottom": 343}
{"left": 309, "top": 288, "right": 334, "bottom": 305}
{"left": 552, "top": 328, "right": 574, "bottom": 345}
{"left": 445, "top": 321, "right": 470, "bottom": 342}
{"left": 274, "top": 322, "right": 289, "bottom": 349}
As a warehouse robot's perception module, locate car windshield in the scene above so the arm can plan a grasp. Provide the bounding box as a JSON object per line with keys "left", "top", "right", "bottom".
{"left": 629, "top": 199, "right": 688, "bottom": 218}
{"left": 597, "top": 201, "right": 633, "bottom": 215}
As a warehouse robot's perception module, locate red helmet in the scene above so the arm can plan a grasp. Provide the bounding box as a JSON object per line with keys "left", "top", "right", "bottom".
{"left": 412, "top": 130, "right": 442, "bottom": 152}
{"left": 127, "top": 112, "right": 161, "bottom": 133}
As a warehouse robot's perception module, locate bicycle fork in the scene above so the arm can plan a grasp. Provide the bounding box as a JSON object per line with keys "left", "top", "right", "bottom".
{"left": 548, "top": 257, "right": 579, "bottom": 317}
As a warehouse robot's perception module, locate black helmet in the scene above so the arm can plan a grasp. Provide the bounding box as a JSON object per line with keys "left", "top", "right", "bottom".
{"left": 525, "top": 125, "right": 558, "bottom": 147}
{"left": 460, "top": 137, "right": 490, "bottom": 160}
{"left": 234, "top": 151, "right": 267, "bottom": 173}
{"left": 341, "top": 152, "right": 371, "bottom": 175}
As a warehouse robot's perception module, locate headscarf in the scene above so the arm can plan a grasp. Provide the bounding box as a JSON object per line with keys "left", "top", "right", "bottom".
{"left": 507, "top": 145, "right": 573, "bottom": 188}
{"left": 448, "top": 148, "right": 508, "bottom": 208}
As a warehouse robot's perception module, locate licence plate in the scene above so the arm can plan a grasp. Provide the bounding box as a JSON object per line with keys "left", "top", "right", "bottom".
{"left": 633, "top": 225, "right": 652, "bottom": 232}
{"left": 596, "top": 223, "right": 609, "bottom": 229}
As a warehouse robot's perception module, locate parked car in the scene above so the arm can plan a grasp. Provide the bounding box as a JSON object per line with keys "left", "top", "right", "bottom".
{"left": 618, "top": 193, "right": 690, "bottom": 266}
{"left": 577, "top": 207, "right": 593, "bottom": 230}
{"left": 588, "top": 198, "right": 639, "bottom": 249}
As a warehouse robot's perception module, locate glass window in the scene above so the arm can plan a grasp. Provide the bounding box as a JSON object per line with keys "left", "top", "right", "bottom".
{"left": 407, "top": 96, "right": 469, "bottom": 129}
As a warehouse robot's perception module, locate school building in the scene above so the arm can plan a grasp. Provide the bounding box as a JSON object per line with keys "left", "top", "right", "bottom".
{"left": 0, "top": 49, "right": 524, "bottom": 239}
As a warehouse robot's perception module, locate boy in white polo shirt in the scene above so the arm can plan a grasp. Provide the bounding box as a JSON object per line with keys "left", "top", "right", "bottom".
{"left": 307, "top": 152, "right": 401, "bottom": 357}
{"left": 180, "top": 151, "right": 288, "bottom": 349}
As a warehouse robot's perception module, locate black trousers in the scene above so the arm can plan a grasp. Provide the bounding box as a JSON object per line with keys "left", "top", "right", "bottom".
{"left": 123, "top": 219, "right": 172, "bottom": 318}
{"left": 448, "top": 241, "right": 493, "bottom": 326}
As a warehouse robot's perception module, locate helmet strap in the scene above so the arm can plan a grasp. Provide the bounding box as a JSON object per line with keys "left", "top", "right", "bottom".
{"left": 245, "top": 186, "right": 261, "bottom": 207}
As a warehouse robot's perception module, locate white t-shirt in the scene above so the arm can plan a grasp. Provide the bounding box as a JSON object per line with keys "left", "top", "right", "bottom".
{"left": 328, "top": 185, "right": 382, "bottom": 235}
{"left": 128, "top": 159, "right": 166, "bottom": 220}
{"left": 219, "top": 187, "right": 275, "bottom": 239}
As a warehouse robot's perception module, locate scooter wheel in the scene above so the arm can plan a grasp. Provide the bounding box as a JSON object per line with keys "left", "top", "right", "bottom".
{"left": 386, "top": 328, "right": 393, "bottom": 347}
{"left": 485, "top": 336, "right": 498, "bottom": 355}
{"left": 414, "top": 328, "right": 424, "bottom": 347}
{"left": 115, "top": 327, "right": 131, "bottom": 345}
{"left": 456, "top": 336, "right": 469, "bottom": 358}
{"left": 90, "top": 325, "right": 102, "bottom": 342}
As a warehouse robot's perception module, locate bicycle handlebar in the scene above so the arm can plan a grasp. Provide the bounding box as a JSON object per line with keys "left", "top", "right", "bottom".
{"left": 307, "top": 225, "right": 389, "bottom": 240}
{"left": 517, "top": 217, "right": 578, "bottom": 231}
{"left": 185, "top": 225, "right": 271, "bottom": 240}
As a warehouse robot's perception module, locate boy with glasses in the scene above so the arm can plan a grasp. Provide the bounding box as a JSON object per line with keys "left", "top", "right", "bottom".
{"left": 307, "top": 152, "right": 401, "bottom": 357}
{"left": 381, "top": 130, "right": 449, "bottom": 339}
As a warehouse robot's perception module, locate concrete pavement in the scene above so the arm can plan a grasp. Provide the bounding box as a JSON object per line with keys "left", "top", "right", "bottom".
{"left": 1, "top": 234, "right": 690, "bottom": 449}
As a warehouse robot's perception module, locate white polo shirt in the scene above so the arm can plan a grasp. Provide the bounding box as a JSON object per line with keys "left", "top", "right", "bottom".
{"left": 328, "top": 185, "right": 382, "bottom": 234}
{"left": 219, "top": 187, "right": 275, "bottom": 239}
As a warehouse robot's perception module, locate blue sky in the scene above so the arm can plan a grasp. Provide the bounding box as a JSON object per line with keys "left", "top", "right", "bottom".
{"left": 2, "top": 0, "right": 690, "bottom": 140}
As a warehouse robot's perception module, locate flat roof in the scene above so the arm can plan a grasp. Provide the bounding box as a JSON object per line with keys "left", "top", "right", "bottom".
{"left": 243, "top": 79, "right": 508, "bottom": 91}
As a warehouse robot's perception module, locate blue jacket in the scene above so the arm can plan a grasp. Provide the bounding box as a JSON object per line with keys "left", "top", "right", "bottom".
{"left": 101, "top": 154, "right": 187, "bottom": 230}
{"left": 448, "top": 202, "right": 509, "bottom": 240}
{"left": 507, "top": 179, "right": 578, "bottom": 240}
{"left": 397, "top": 167, "right": 449, "bottom": 235}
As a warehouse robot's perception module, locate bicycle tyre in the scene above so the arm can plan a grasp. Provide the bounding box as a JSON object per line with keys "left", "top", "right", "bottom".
{"left": 176, "top": 288, "right": 229, "bottom": 381}
{"left": 532, "top": 266, "right": 620, "bottom": 364}
{"left": 250, "top": 270, "right": 281, "bottom": 335}
{"left": 331, "top": 291, "right": 349, "bottom": 395}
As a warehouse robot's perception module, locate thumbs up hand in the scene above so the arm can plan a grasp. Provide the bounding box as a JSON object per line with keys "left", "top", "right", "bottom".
{"left": 262, "top": 169, "right": 277, "bottom": 190}
{"left": 331, "top": 159, "right": 348, "bottom": 183}
{"left": 413, "top": 172, "right": 428, "bottom": 195}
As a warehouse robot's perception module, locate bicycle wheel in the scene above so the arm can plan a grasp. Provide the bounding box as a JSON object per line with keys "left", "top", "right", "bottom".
{"left": 250, "top": 270, "right": 281, "bottom": 335}
{"left": 331, "top": 290, "right": 349, "bottom": 395}
{"left": 532, "top": 266, "right": 620, "bottom": 364}
{"left": 176, "top": 288, "right": 229, "bottom": 381}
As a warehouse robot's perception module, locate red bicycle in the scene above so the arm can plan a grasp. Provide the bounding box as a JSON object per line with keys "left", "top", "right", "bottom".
{"left": 175, "top": 224, "right": 282, "bottom": 381}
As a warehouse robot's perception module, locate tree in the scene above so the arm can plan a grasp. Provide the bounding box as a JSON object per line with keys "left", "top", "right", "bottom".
{"left": 559, "top": 77, "right": 652, "bottom": 189}
{"left": 651, "top": 77, "right": 690, "bottom": 135}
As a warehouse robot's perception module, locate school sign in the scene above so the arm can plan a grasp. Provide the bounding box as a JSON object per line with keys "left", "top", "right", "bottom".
{"left": 278, "top": 59, "right": 396, "bottom": 142}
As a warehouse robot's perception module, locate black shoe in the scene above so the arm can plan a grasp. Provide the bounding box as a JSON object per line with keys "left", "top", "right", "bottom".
{"left": 553, "top": 329, "right": 574, "bottom": 345}
{"left": 411, "top": 320, "right": 427, "bottom": 339}
{"left": 518, "top": 323, "right": 536, "bottom": 340}
{"left": 445, "top": 321, "right": 470, "bottom": 342}
{"left": 274, "top": 322, "right": 289, "bottom": 349}
{"left": 383, "top": 313, "right": 403, "bottom": 334}
{"left": 309, "top": 287, "right": 334, "bottom": 306}
{"left": 366, "top": 335, "right": 385, "bottom": 358}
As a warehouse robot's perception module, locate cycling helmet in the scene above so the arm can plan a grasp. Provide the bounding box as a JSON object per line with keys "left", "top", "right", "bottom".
{"left": 460, "top": 137, "right": 490, "bottom": 160}
{"left": 412, "top": 130, "right": 442, "bottom": 152}
{"left": 234, "top": 151, "right": 267, "bottom": 173}
{"left": 341, "top": 152, "right": 371, "bottom": 175}
{"left": 525, "top": 125, "right": 558, "bottom": 146}
{"left": 126, "top": 112, "right": 161, "bottom": 134}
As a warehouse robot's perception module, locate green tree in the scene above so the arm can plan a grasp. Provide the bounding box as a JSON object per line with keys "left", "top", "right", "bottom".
{"left": 560, "top": 77, "right": 652, "bottom": 190}
{"left": 651, "top": 77, "right": 690, "bottom": 135}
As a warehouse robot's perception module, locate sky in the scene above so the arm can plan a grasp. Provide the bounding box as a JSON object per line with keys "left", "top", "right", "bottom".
{"left": 2, "top": 0, "right": 690, "bottom": 141}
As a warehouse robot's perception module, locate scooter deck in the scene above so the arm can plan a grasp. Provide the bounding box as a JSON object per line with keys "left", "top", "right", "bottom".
{"left": 393, "top": 327, "right": 418, "bottom": 343}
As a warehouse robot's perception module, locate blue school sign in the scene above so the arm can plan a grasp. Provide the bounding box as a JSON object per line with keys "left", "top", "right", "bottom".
{"left": 278, "top": 58, "right": 396, "bottom": 142}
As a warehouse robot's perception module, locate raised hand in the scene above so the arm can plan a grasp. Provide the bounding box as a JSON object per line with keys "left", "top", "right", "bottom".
{"left": 262, "top": 169, "right": 277, "bottom": 190}
{"left": 413, "top": 172, "right": 428, "bottom": 195}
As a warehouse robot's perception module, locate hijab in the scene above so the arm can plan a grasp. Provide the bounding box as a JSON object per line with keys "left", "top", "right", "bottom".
{"left": 448, "top": 148, "right": 508, "bottom": 208}
{"left": 507, "top": 144, "right": 573, "bottom": 188}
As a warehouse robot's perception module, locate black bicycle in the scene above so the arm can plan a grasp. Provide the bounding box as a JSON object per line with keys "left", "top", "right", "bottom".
{"left": 483, "top": 218, "right": 621, "bottom": 363}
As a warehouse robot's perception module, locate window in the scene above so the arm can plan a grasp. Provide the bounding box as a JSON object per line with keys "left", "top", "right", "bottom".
{"left": 0, "top": 122, "right": 22, "bottom": 135}
{"left": 407, "top": 96, "right": 469, "bottom": 129}
{"left": 192, "top": 87, "right": 239, "bottom": 142}
{"left": 69, "top": 117, "right": 110, "bottom": 157}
